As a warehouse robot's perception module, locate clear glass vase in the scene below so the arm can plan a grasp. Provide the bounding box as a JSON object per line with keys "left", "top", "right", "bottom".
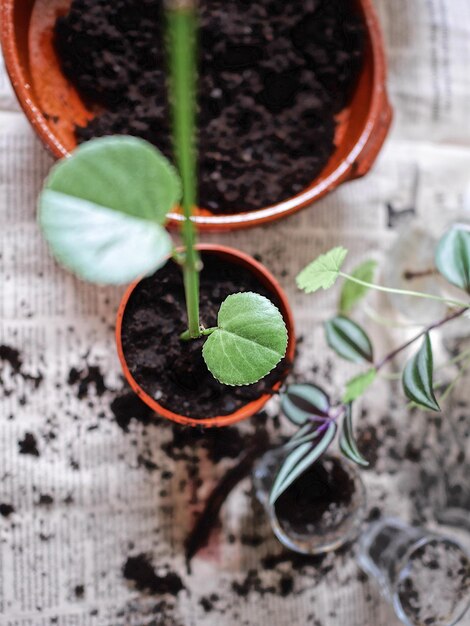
{"left": 358, "top": 518, "right": 470, "bottom": 626}
{"left": 253, "top": 448, "right": 366, "bottom": 555}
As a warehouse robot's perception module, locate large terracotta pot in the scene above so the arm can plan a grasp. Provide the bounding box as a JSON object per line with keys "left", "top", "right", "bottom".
{"left": 0, "top": 0, "right": 392, "bottom": 230}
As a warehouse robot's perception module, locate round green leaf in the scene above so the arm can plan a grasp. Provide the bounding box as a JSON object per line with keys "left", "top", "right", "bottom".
{"left": 402, "top": 333, "right": 440, "bottom": 412}
{"left": 202, "top": 292, "right": 288, "bottom": 386}
{"left": 39, "top": 136, "right": 181, "bottom": 284}
{"left": 40, "top": 190, "right": 172, "bottom": 284}
{"left": 435, "top": 225, "right": 470, "bottom": 294}
{"left": 297, "top": 247, "right": 348, "bottom": 293}
{"left": 324, "top": 316, "right": 374, "bottom": 363}
{"left": 281, "top": 383, "right": 330, "bottom": 425}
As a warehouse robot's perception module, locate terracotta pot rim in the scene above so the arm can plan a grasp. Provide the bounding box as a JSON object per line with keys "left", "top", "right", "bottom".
{"left": 115, "top": 244, "right": 296, "bottom": 427}
{"left": 0, "top": 0, "right": 392, "bottom": 230}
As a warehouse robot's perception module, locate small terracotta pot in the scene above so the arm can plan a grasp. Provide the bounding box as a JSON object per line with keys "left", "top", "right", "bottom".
{"left": 0, "top": 0, "right": 392, "bottom": 230}
{"left": 115, "top": 244, "right": 296, "bottom": 427}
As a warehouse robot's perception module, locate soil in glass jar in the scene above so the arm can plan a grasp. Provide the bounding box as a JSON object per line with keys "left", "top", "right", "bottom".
{"left": 55, "top": 0, "right": 365, "bottom": 214}
{"left": 274, "top": 457, "right": 355, "bottom": 537}
{"left": 396, "top": 540, "right": 470, "bottom": 626}
{"left": 120, "top": 253, "right": 288, "bottom": 419}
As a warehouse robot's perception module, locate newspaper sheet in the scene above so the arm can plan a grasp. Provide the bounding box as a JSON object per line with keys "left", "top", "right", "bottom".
{"left": 0, "top": 0, "right": 469, "bottom": 624}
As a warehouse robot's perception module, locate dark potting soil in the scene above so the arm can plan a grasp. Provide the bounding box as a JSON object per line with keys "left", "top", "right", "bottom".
{"left": 123, "top": 553, "right": 185, "bottom": 596}
{"left": 55, "top": 0, "right": 365, "bottom": 214}
{"left": 120, "top": 253, "right": 288, "bottom": 419}
{"left": 274, "top": 457, "right": 355, "bottom": 536}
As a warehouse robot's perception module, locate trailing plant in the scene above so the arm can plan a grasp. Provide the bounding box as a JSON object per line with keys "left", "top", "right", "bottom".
{"left": 270, "top": 223, "right": 470, "bottom": 504}
{"left": 38, "top": 3, "right": 287, "bottom": 388}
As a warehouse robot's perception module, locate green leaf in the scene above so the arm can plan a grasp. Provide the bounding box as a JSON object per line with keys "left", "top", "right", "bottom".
{"left": 324, "top": 316, "right": 374, "bottom": 363}
{"left": 339, "top": 404, "right": 369, "bottom": 467}
{"left": 297, "top": 247, "right": 348, "bottom": 293}
{"left": 281, "top": 383, "right": 330, "bottom": 425}
{"left": 402, "top": 333, "right": 440, "bottom": 412}
{"left": 269, "top": 422, "right": 336, "bottom": 505}
{"left": 339, "top": 260, "right": 377, "bottom": 315}
{"left": 343, "top": 368, "right": 377, "bottom": 403}
{"left": 39, "top": 136, "right": 181, "bottom": 284}
{"left": 435, "top": 225, "right": 470, "bottom": 293}
{"left": 202, "top": 292, "right": 288, "bottom": 386}
{"left": 284, "top": 424, "right": 324, "bottom": 450}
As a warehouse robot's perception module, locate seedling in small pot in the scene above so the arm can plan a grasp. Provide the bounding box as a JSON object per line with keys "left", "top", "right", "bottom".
{"left": 38, "top": 4, "right": 288, "bottom": 390}
{"left": 271, "top": 224, "right": 470, "bottom": 504}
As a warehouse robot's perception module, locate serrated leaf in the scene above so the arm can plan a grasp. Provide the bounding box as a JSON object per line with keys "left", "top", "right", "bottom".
{"left": 281, "top": 383, "right": 330, "bottom": 425}
{"left": 339, "top": 260, "right": 377, "bottom": 315}
{"left": 325, "top": 316, "right": 374, "bottom": 363}
{"left": 269, "top": 422, "right": 336, "bottom": 505}
{"left": 435, "top": 225, "right": 470, "bottom": 294}
{"left": 339, "top": 404, "right": 369, "bottom": 467}
{"left": 202, "top": 292, "right": 288, "bottom": 386}
{"left": 297, "top": 247, "right": 348, "bottom": 294}
{"left": 39, "top": 136, "right": 181, "bottom": 284}
{"left": 402, "top": 333, "right": 440, "bottom": 412}
{"left": 343, "top": 368, "right": 377, "bottom": 403}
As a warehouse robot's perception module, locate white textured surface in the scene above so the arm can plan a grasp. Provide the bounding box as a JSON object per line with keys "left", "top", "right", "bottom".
{"left": 0, "top": 1, "right": 469, "bottom": 624}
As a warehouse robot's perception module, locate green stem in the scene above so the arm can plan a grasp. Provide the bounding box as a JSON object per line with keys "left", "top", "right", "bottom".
{"left": 201, "top": 327, "right": 217, "bottom": 336}
{"left": 375, "top": 307, "right": 468, "bottom": 371}
{"left": 339, "top": 272, "right": 470, "bottom": 309}
{"left": 167, "top": 3, "right": 200, "bottom": 339}
{"left": 180, "top": 326, "right": 216, "bottom": 341}
{"left": 363, "top": 303, "right": 420, "bottom": 329}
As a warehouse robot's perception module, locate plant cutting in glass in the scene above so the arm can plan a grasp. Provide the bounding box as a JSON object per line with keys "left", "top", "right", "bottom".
{"left": 37, "top": 2, "right": 288, "bottom": 389}
{"left": 270, "top": 223, "right": 470, "bottom": 505}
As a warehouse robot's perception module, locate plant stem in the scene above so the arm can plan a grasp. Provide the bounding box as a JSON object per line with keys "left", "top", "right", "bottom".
{"left": 375, "top": 307, "right": 468, "bottom": 371}
{"left": 338, "top": 272, "right": 470, "bottom": 309}
{"left": 403, "top": 268, "right": 438, "bottom": 281}
{"left": 380, "top": 346, "right": 470, "bottom": 381}
{"left": 180, "top": 326, "right": 216, "bottom": 341}
{"left": 167, "top": 3, "right": 200, "bottom": 339}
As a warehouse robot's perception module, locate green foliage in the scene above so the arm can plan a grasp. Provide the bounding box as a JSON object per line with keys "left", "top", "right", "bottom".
{"left": 435, "top": 225, "right": 470, "bottom": 294}
{"left": 339, "top": 404, "right": 369, "bottom": 467}
{"left": 339, "top": 260, "right": 377, "bottom": 314}
{"left": 343, "top": 368, "right": 377, "bottom": 403}
{"left": 281, "top": 383, "right": 330, "bottom": 425}
{"left": 202, "top": 292, "right": 288, "bottom": 386}
{"left": 297, "top": 247, "right": 348, "bottom": 293}
{"left": 324, "top": 316, "right": 374, "bottom": 363}
{"left": 402, "top": 333, "right": 440, "bottom": 412}
{"left": 269, "top": 422, "right": 337, "bottom": 505}
{"left": 39, "top": 137, "right": 180, "bottom": 284}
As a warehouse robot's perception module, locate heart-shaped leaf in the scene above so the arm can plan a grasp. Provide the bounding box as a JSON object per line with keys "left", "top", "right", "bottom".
{"left": 297, "top": 247, "right": 348, "bottom": 293}
{"left": 339, "top": 404, "right": 369, "bottom": 467}
{"left": 343, "top": 368, "right": 377, "bottom": 403}
{"left": 281, "top": 383, "right": 330, "bottom": 425}
{"left": 325, "top": 316, "right": 374, "bottom": 363}
{"left": 202, "top": 292, "right": 288, "bottom": 386}
{"left": 435, "top": 225, "right": 470, "bottom": 293}
{"left": 39, "top": 136, "right": 181, "bottom": 284}
{"left": 269, "top": 422, "right": 336, "bottom": 505}
{"left": 339, "top": 259, "right": 377, "bottom": 315}
{"left": 402, "top": 333, "right": 440, "bottom": 412}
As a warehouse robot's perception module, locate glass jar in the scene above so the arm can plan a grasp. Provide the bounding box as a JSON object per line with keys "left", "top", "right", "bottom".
{"left": 253, "top": 448, "right": 366, "bottom": 555}
{"left": 358, "top": 518, "right": 470, "bottom": 626}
